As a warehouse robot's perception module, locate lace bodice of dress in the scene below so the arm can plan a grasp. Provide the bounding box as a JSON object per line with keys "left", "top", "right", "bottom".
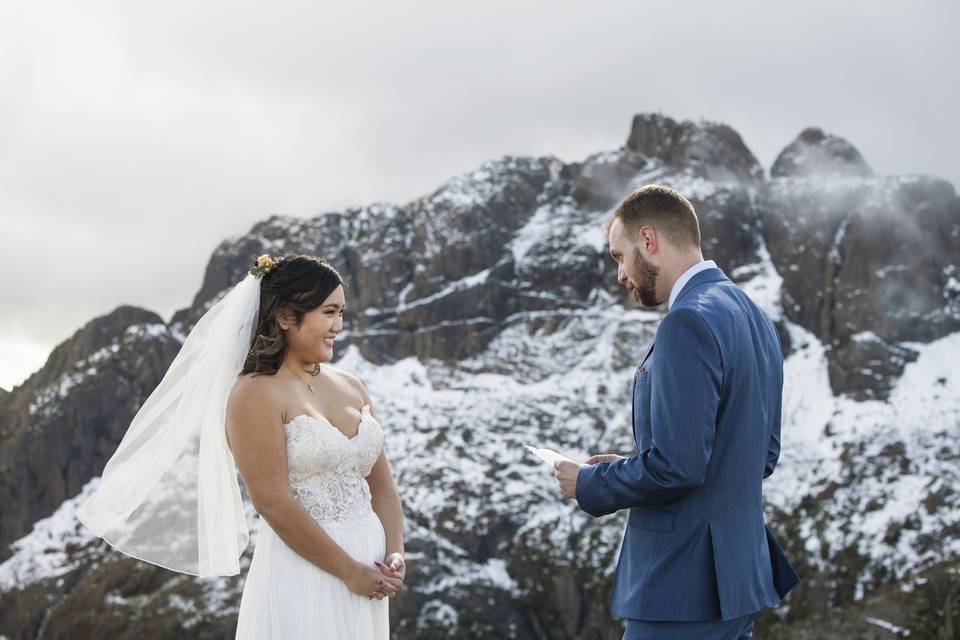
{"left": 283, "top": 404, "right": 384, "bottom": 526}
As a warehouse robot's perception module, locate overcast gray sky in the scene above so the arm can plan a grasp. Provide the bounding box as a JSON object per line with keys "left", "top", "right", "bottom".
{"left": 1, "top": 0, "right": 957, "bottom": 390}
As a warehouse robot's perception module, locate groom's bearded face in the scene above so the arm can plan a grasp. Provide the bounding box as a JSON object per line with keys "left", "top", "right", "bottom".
{"left": 629, "top": 246, "right": 661, "bottom": 307}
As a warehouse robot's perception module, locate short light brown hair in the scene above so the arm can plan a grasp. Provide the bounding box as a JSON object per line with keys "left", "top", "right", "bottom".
{"left": 605, "top": 184, "right": 701, "bottom": 248}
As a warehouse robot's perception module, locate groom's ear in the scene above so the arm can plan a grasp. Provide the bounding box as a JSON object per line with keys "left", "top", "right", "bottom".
{"left": 636, "top": 225, "right": 659, "bottom": 256}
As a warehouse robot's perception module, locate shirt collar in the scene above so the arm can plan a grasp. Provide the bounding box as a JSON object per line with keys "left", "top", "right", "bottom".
{"left": 668, "top": 259, "right": 717, "bottom": 310}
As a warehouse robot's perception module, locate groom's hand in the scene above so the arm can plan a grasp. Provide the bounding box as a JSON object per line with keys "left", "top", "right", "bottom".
{"left": 554, "top": 460, "right": 586, "bottom": 500}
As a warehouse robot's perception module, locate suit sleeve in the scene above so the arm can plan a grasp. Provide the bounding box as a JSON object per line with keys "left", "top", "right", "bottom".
{"left": 764, "top": 347, "right": 785, "bottom": 479}
{"left": 575, "top": 309, "right": 722, "bottom": 516}
{"left": 764, "top": 405, "right": 781, "bottom": 478}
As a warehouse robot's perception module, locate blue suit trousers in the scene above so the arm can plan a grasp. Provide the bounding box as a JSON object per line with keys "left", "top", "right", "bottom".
{"left": 623, "top": 612, "right": 755, "bottom": 639}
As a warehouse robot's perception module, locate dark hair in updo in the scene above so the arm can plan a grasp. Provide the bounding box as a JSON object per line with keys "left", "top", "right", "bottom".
{"left": 241, "top": 254, "right": 347, "bottom": 376}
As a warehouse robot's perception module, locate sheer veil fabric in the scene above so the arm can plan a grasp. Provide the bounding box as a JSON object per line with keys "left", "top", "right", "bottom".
{"left": 77, "top": 274, "right": 260, "bottom": 577}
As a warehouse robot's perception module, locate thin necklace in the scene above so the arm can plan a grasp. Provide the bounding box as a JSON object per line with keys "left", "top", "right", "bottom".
{"left": 285, "top": 364, "right": 319, "bottom": 393}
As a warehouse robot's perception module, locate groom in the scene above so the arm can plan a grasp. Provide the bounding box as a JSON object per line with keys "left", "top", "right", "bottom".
{"left": 554, "top": 185, "right": 800, "bottom": 638}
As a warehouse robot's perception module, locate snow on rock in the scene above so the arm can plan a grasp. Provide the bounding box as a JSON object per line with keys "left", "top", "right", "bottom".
{"left": 2, "top": 114, "right": 957, "bottom": 639}
{"left": 0, "top": 478, "right": 99, "bottom": 589}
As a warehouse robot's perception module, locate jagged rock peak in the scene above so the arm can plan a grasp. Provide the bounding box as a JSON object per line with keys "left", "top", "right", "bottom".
{"left": 625, "top": 113, "right": 764, "bottom": 184}
{"left": 771, "top": 127, "right": 873, "bottom": 179}
{"left": 20, "top": 305, "right": 166, "bottom": 393}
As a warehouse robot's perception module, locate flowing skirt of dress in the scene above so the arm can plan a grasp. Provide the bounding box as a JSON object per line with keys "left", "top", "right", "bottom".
{"left": 236, "top": 511, "right": 389, "bottom": 639}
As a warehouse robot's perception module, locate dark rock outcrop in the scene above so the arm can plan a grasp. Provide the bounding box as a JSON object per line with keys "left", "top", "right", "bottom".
{"left": 771, "top": 127, "right": 873, "bottom": 179}
{"left": 572, "top": 114, "right": 764, "bottom": 210}
{"left": 626, "top": 113, "right": 765, "bottom": 185}
{"left": 759, "top": 174, "right": 960, "bottom": 399}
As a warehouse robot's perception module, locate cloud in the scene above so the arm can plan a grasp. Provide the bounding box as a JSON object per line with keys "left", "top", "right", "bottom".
{"left": 1, "top": 0, "right": 958, "bottom": 388}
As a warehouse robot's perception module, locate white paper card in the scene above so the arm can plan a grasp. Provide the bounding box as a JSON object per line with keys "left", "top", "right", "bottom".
{"left": 524, "top": 444, "right": 576, "bottom": 467}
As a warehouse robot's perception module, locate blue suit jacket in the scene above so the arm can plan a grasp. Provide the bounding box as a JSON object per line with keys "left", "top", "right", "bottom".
{"left": 576, "top": 267, "right": 800, "bottom": 622}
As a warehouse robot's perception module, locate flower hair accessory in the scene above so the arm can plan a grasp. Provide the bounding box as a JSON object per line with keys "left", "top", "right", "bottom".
{"left": 249, "top": 254, "right": 277, "bottom": 278}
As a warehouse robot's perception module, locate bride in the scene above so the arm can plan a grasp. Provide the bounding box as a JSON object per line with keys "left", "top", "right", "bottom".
{"left": 77, "top": 253, "right": 405, "bottom": 639}
{"left": 229, "top": 254, "right": 405, "bottom": 637}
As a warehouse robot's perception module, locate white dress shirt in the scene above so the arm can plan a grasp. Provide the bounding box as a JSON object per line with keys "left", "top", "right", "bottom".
{"left": 668, "top": 260, "right": 717, "bottom": 310}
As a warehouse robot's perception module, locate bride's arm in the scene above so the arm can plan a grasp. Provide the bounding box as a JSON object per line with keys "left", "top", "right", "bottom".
{"left": 225, "top": 377, "right": 400, "bottom": 597}
{"left": 355, "top": 387, "right": 405, "bottom": 570}
{"left": 368, "top": 450, "right": 405, "bottom": 560}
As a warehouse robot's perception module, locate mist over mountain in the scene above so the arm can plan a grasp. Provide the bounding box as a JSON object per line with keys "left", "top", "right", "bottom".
{"left": 1, "top": 113, "right": 958, "bottom": 639}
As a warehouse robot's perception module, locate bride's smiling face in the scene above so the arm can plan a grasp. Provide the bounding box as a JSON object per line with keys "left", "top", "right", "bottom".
{"left": 279, "top": 285, "right": 346, "bottom": 363}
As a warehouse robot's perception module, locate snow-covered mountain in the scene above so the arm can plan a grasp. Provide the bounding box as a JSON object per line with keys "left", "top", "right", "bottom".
{"left": 1, "top": 113, "right": 958, "bottom": 639}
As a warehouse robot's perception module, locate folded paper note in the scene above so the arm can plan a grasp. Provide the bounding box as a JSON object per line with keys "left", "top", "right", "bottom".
{"left": 525, "top": 444, "right": 576, "bottom": 467}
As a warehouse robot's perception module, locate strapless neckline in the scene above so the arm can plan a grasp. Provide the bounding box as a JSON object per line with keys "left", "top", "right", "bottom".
{"left": 282, "top": 403, "right": 373, "bottom": 442}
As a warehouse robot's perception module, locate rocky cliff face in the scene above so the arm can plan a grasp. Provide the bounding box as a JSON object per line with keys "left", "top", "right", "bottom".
{"left": 0, "top": 307, "right": 183, "bottom": 562}
{"left": 1, "top": 114, "right": 958, "bottom": 639}
{"left": 758, "top": 171, "right": 959, "bottom": 399}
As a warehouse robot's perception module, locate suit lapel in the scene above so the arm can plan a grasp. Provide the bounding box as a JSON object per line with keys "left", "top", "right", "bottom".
{"left": 632, "top": 339, "right": 654, "bottom": 448}
{"left": 631, "top": 369, "right": 638, "bottom": 448}
{"left": 629, "top": 267, "right": 726, "bottom": 450}
{"left": 638, "top": 340, "right": 655, "bottom": 370}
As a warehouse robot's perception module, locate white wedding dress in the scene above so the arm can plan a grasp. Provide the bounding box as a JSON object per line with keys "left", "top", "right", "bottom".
{"left": 236, "top": 404, "right": 390, "bottom": 639}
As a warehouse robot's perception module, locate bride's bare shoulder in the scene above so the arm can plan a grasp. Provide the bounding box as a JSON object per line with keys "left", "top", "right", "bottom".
{"left": 229, "top": 372, "right": 283, "bottom": 420}
{"left": 320, "top": 364, "right": 371, "bottom": 405}
{"left": 233, "top": 370, "right": 279, "bottom": 394}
